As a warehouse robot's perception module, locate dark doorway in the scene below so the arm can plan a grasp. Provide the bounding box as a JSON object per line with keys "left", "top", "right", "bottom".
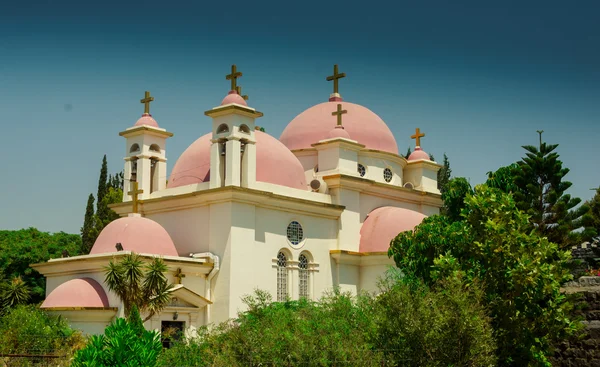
{"left": 161, "top": 320, "right": 185, "bottom": 348}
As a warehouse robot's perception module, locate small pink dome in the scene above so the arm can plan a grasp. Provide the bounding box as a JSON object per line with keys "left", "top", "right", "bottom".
{"left": 90, "top": 216, "right": 178, "bottom": 256}
{"left": 359, "top": 207, "right": 427, "bottom": 252}
{"left": 168, "top": 131, "right": 307, "bottom": 190}
{"left": 221, "top": 91, "right": 248, "bottom": 106}
{"left": 134, "top": 113, "right": 159, "bottom": 128}
{"left": 408, "top": 147, "right": 430, "bottom": 161}
{"left": 41, "top": 278, "right": 109, "bottom": 308}
{"left": 327, "top": 127, "right": 351, "bottom": 140}
{"left": 280, "top": 101, "right": 398, "bottom": 154}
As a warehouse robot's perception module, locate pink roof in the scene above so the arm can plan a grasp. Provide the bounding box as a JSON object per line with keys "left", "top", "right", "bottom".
{"left": 168, "top": 131, "right": 307, "bottom": 190}
{"left": 408, "top": 147, "right": 431, "bottom": 161}
{"left": 221, "top": 91, "right": 248, "bottom": 106}
{"left": 41, "top": 278, "right": 109, "bottom": 308}
{"left": 280, "top": 101, "right": 398, "bottom": 154}
{"left": 327, "top": 127, "right": 351, "bottom": 139}
{"left": 90, "top": 216, "right": 178, "bottom": 256}
{"left": 134, "top": 113, "right": 159, "bottom": 128}
{"left": 359, "top": 207, "right": 427, "bottom": 252}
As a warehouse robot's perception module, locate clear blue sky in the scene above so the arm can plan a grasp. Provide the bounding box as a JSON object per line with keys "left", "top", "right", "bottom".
{"left": 1, "top": 0, "right": 599, "bottom": 234}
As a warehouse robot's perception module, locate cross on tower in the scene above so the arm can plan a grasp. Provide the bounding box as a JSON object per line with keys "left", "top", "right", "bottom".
{"left": 140, "top": 91, "right": 154, "bottom": 115}
{"left": 236, "top": 86, "right": 249, "bottom": 100}
{"left": 326, "top": 64, "right": 346, "bottom": 94}
{"left": 411, "top": 128, "right": 425, "bottom": 147}
{"left": 226, "top": 64, "right": 243, "bottom": 91}
{"left": 332, "top": 104, "right": 348, "bottom": 126}
{"left": 127, "top": 181, "right": 144, "bottom": 214}
{"left": 174, "top": 268, "right": 186, "bottom": 284}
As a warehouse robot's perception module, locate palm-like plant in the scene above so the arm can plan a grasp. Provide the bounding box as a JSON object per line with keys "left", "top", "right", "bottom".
{"left": 1, "top": 276, "right": 31, "bottom": 309}
{"left": 104, "top": 253, "right": 174, "bottom": 321}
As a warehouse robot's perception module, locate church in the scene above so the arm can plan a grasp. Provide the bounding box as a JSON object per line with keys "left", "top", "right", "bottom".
{"left": 32, "top": 65, "right": 442, "bottom": 335}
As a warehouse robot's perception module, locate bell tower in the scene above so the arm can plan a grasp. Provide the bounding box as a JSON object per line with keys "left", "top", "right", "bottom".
{"left": 120, "top": 91, "right": 173, "bottom": 202}
{"left": 205, "top": 65, "right": 263, "bottom": 188}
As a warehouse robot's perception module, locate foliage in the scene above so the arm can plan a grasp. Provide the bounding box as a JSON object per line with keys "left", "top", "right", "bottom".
{"left": 486, "top": 163, "right": 521, "bottom": 194}
{"left": 584, "top": 188, "right": 600, "bottom": 241}
{"left": 371, "top": 271, "right": 497, "bottom": 367}
{"left": 0, "top": 228, "right": 82, "bottom": 303}
{"left": 81, "top": 194, "right": 96, "bottom": 254}
{"left": 0, "top": 305, "right": 85, "bottom": 364}
{"left": 97, "top": 155, "right": 109, "bottom": 212}
{"left": 72, "top": 313, "right": 162, "bottom": 367}
{"left": 0, "top": 276, "right": 31, "bottom": 311}
{"left": 405, "top": 146, "right": 412, "bottom": 159}
{"left": 95, "top": 187, "right": 123, "bottom": 231}
{"left": 104, "top": 253, "right": 174, "bottom": 321}
{"left": 511, "top": 139, "right": 595, "bottom": 248}
{"left": 437, "top": 153, "right": 451, "bottom": 195}
{"left": 389, "top": 185, "right": 581, "bottom": 366}
{"left": 440, "top": 177, "right": 473, "bottom": 222}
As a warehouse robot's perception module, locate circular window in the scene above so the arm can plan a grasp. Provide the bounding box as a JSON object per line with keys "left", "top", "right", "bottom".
{"left": 357, "top": 164, "right": 366, "bottom": 177}
{"left": 383, "top": 168, "right": 393, "bottom": 183}
{"left": 286, "top": 221, "right": 304, "bottom": 246}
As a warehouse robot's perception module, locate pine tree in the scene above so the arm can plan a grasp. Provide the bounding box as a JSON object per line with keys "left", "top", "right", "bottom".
{"left": 512, "top": 134, "right": 595, "bottom": 248}
{"left": 80, "top": 194, "right": 96, "bottom": 254}
{"left": 97, "top": 155, "right": 108, "bottom": 215}
{"left": 585, "top": 188, "right": 600, "bottom": 241}
{"left": 405, "top": 147, "right": 412, "bottom": 159}
{"left": 437, "top": 153, "right": 451, "bottom": 194}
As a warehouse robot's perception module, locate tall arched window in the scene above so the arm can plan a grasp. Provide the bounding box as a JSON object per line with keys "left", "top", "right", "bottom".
{"left": 277, "top": 252, "right": 288, "bottom": 302}
{"left": 298, "top": 254, "right": 309, "bottom": 299}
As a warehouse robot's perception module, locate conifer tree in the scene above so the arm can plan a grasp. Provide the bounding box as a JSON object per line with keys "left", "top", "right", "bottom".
{"left": 80, "top": 194, "right": 96, "bottom": 254}
{"left": 429, "top": 153, "right": 435, "bottom": 162}
{"left": 585, "top": 188, "right": 600, "bottom": 240}
{"left": 437, "top": 153, "right": 451, "bottom": 195}
{"left": 512, "top": 133, "right": 594, "bottom": 248}
{"left": 405, "top": 147, "right": 412, "bottom": 159}
{"left": 97, "top": 155, "right": 108, "bottom": 214}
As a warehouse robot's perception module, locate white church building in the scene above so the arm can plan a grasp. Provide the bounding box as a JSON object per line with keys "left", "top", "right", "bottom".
{"left": 32, "top": 65, "right": 442, "bottom": 335}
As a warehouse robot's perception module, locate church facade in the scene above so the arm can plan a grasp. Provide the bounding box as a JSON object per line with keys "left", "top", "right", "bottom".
{"left": 32, "top": 65, "right": 442, "bottom": 335}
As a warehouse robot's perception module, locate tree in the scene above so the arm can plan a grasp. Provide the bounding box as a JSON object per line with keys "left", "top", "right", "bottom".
{"left": 486, "top": 163, "right": 521, "bottom": 194}
{"left": 513, "top": 136, "right": 595, "bottom": 248}
{"left": 584, "top": 188, "right": 600, "bottom": 241}
{"left": 80, "top": 194, "right": 96, "bottom": 254}
{"left": 405, "top": 146, "right": 412, "bottom": 159}
{"left": 0, "top": 276, "right": 30, "bottom": 311}
{"left": 429, "top": 153, "right": 435, "bottom": 162}
{"left": 437, "top": 153, "right": 451, "bottom": 194}
{"left": 389, "top": 185, "right": 581, "bottom": 366}
{"left": 104, "top": 253, "right": 174, "bottom": 321}
{"left": 95, "top": 186, "right": 123, "bottom": 232}
{"left": 97, "top": 155, "right": 108, "bottom": 214}
{"left": 440, "top": 177, "right": 473, "bottom": 222}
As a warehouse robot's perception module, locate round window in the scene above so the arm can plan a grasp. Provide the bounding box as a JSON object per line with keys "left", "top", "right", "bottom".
{"left": 383, "top": 168, "right": 393, "bottom": 183}
{"left": 286, "top": 221, "right": 304, "bottom": 246}
{"left": 357, "top": 164, "right": 366, "bottom": 177}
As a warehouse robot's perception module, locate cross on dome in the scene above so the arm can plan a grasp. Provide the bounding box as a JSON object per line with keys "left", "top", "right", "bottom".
{"left": 140, "top": 91, "right": 154, "bottom": 115}
{"left": 127, "top": 181, "right": 144, "bottom": 214}
{"left": 411, "top": 127, "right": 425, "bottom": 147}
{"left": 326, "top": 64, "right": 346, "bottom": 95}
{"left": 236, "top": 86, "right": 249, "bottom": 100}
{"left": 332, "top": 104, "right": 347, "bottom": 127}
{"left": 226, "top": 64, "right": 243, "bottom": 91}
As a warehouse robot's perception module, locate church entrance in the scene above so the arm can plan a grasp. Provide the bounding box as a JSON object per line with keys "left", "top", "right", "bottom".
{"left": 161, "top": 320, "right": 185, "bottom": 348}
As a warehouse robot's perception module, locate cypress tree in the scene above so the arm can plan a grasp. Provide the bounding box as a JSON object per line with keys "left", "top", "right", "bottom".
{"left": 81, "top": 194, "right": 96, "bottom": 254}
{"left": 405, "top": 147, "right": 412, "bottom": 159}
{"left": 437, "top": 153, "right": 452, "bottom": 195}
{"left": 512, "top": 134, "right": 595, "bottom": 248}
{"left": 97, "top": 155, "right": 108, "bottom": 214}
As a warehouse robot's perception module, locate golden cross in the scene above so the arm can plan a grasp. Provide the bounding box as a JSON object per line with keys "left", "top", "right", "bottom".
{"left": 140, "top": 91, "right": 154, "bottom": 115}
{"left": 236, "top": 86, "right": 248, "bottom": 100}
{"left": 226, "top": 64, "right": 243, "bottom": 91}
{"left": 326, "top": 64, "right": 346, "bottom": 94}
{"left": 411, "top": 128, "right": 425, "bottom": 147}
{"left": 331, "top": 104, "right": 347, "bottom": 126}
{"left": 127, "top": 181, "right": 144, "bottom": 213}
{"left": 174, "top": 268, "right": 186, "bottom": 284}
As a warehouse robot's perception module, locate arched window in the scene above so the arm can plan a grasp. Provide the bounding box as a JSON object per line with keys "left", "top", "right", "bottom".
{"left": 277, "top": 252, "right": 288, "bottom": 302}
{"left": 130, "top": 143, "right": 140, "bottom": 153}
{"left": 298, "top": 253, "right": 309, "bottom": 299}
{"left": 217, "top": 124, "right": 229, "bottom": 134}
{"left": 149, "top": 144, "right": 161, "bottom": 153}
{"left": 239, "top": 124, "right": 250, "bottom": 134}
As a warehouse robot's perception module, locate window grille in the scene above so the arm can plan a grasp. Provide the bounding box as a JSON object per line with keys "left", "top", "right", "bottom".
{"left": 286, "top": 221, "right": 304, "bottom": 246}
{"left": 383, "top": 168, "right": 393, "bottom": 182}
{"left": 299, "top": 254, "right": 309, "bottom": 299}
{"left": 277, "top": 252, "right": 288, "bottom": 301}
{"left": 357, "top": 164, "right": 366, "bottom": 177}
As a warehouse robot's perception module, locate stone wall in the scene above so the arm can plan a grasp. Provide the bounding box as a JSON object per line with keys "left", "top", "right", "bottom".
{"left": 551, "top": 277, "right": 600, "bottom": 367}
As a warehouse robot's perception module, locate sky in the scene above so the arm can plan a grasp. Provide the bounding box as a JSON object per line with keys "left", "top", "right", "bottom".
{"left": 1, "top": 0, "right": 599, "bottom": 234}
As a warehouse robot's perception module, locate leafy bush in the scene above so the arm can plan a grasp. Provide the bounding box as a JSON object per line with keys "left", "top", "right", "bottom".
{"left": 72, "top": 307, "right": 162, "bottom": 367}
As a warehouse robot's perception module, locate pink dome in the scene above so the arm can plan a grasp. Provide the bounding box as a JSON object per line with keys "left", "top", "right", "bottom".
{"left": 41, "top": 278, "right": 109, "bottom": 309}
{"left": 134, "top": 113, "right": 159, "bottom": 128}
{"left": 327, "top": 127, "right": 351, "bottom": 140}
{"left": 168, "top": 131, "right": 307, "bottom": 190}
{"left": 90, "top": 216, "right": 178, "bottom": 256}
{"left": 221, "top": 91, "right": 248, "bottom": 106}
{"left": 280, "top": 101, "right": 398, "bottom": 154}
{"left": 408, "top": 147, "right": 430, "bottom": 161}
{"left": 359, "top": 207, "right": 427, "bottom": 252}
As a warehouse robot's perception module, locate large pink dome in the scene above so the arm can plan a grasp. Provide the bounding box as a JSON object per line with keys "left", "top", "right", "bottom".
{"left": 41, "top": 278, "right": 109, "bottom": 309}
{"left": 280, "top": 101, "right": 398, "bottom": 154}
{"left": 168, "top": 131, "right": 307, "bottom": 190}
{"left": 90, "top": 216, "right": 178, "bottom": 256}
{"left": 359, "top": 207, "right": 427, "bottom": 252}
